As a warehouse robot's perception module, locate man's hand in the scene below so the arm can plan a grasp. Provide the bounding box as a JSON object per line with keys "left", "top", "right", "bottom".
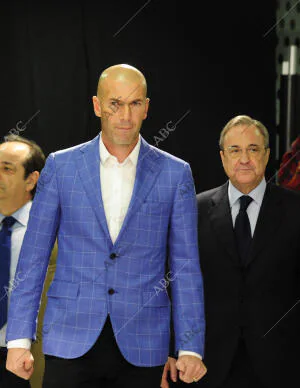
{"left": 161, "top": 357, "right": 178, "bottom": 388}
{"left": 6, "top": 348, "right": 34, "bottom": 380}
{"left": 176, "top": 355, "right": 207, "bottom": 384}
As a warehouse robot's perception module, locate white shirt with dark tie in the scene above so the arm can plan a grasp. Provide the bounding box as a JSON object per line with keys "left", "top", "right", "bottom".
{"left": 0, "top": 201, "right": 32, "bottom": 348}
{"left": 228, "top": 178, "right": 267, "bottom": 236}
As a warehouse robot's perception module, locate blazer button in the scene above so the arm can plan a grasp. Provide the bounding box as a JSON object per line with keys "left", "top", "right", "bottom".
{"left": 110, "top": 253, "right": 117, "bottom": 260}
{"left": 108, "top": 288, "right": 115, "bottom": 295}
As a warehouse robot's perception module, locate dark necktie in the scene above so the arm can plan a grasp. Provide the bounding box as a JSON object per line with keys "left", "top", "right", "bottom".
{"left": 234, "top": 196, "right": 253, "bottom": 265}
{"left": 0, "top": 216, "right": 16, "bottom": 329}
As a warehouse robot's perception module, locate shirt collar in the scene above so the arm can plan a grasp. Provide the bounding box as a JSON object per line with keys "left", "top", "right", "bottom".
{"left": 0, "top": 201, "right": 32, "bottom": 227}
{"left": 228, "top": 178, "right": 266, "bottom": 208}
{"left": 99, "top": 132, "right": 141, "bottom": 167}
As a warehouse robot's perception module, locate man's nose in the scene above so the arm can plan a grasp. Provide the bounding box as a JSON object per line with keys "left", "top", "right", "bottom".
{"left": 239, "top": 149, "right": 250, "bottom": 163}
{"left": 119, "top": 104, "right": 131, "bottom": 121}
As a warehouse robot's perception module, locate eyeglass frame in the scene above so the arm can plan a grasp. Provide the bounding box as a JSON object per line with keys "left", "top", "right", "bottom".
{"left": 220, "top": 145, "right": 269, "bottom": 159}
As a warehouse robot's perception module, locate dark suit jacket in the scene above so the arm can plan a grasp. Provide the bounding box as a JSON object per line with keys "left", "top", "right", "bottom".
{"left": 197, "top": 182, "right": 300, "bottom": 388}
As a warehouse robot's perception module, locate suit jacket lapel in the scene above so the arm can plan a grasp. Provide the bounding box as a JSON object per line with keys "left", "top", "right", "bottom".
{"left": 245, "top": 184, "right": 283, "bottom": 267}
{"left": 76, "top": 135, "right": 112, "bottom": 244}
{"left": 209, "top": 183, "right": 240, "bottom": 265}
{"left": 113, "top": 138, "right": 162, "bottom": 246}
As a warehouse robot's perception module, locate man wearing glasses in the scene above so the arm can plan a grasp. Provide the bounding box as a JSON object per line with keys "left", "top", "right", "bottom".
{"left": 163, "top": 115, "right": 300, "bottom": 388}
{"left": 198, "top": 115, "right": 300, "bottom": 388}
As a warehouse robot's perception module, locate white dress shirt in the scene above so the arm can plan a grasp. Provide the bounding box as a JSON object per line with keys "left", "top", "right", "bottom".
{"left": 0, "top": 201, "right": 32, "bottom": 348}
{"left": 228, "top": 178, "right": 267, "bottom": 236}
{"left": 100, "top": 134, "right": 140, "bottom": 243}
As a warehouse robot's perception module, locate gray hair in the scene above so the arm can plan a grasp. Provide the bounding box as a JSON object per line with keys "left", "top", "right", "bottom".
{"left": 219, "top": 115, "right": 269, "bottom": 149}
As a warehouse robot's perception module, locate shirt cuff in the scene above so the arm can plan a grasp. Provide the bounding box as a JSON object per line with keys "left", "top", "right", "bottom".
{"left": 7, "top": 339, "right": 31, "bottom": 350}
{"left": 178, "top": 350, "right": 202, "bottom": 360}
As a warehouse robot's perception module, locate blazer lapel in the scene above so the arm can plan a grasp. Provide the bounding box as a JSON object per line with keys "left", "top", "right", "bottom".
{"left": 76, "top": 135, "right": 112, "bottom": 244}
{"left": 209, "top": 183, "right": 240, "bottom": 265}
{"left": 113, "top": 137, "right": 162, "bottom": 246}
{"left": 245, "top": 184, "right": 283, "bottom": 267}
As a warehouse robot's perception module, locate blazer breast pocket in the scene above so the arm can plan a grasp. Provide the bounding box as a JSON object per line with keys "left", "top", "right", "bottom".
{"left": 138, "top": 201, "right": 169, "bottom": 217}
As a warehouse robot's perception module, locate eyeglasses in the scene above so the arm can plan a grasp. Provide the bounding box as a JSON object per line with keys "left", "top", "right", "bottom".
{"left": 222, "top": 146, "right": 267, "bottom": 159}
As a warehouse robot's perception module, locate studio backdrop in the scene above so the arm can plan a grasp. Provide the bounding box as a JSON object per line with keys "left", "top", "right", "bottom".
{"left": 0, "top": 0, "right": 276, "bottom": 192}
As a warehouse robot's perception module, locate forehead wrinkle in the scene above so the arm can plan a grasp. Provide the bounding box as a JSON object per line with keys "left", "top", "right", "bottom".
{"left": 241, "top": 124, "right": 263, "bottom": 138}
{"left": 108, "top": 84, "right": 142, "bottom": 102}
{"left": 228, "top": 143, "right": 260, "bottom": 148}
{"left": 102, "top": 82, "right": 145, "bottom": 102}
{"left": 0, "top": 151, "right": 20, "bottom": 164}
{"left": 0, "top": 150, "right": 30, "bottom": 169}
{"left": 240, "top": 125, "right": 251, "bottom": 136}
{"left": 226, "top": 125, "right": 263, "bottom": 143}
{"left": 124, "top": 84, "right": 144, "bottom": 102}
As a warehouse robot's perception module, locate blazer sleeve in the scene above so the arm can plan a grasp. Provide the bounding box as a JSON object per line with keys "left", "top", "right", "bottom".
{"left": 34, "top": 241, "right": 57, "bottom": 344}
{"left": 6, "top": 154, "right": 60, "bottom": 341}
{"left": 30, "top": 242, "right": 57, "bottom": 387}
{"left": 168, "top": 163, "right": 205, "bottom": 356}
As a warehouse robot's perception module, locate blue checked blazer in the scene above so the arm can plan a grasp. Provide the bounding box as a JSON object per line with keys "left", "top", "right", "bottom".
{"left": 7, "top": 135, "right": 205, "bottom": 366}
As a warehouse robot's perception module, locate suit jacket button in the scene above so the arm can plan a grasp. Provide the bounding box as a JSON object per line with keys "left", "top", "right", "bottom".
{"left": 110, "top": 253, "right": 117, "bottom": 260}
{"left": 108, "top": 288, "right": 115, "bottom": 295}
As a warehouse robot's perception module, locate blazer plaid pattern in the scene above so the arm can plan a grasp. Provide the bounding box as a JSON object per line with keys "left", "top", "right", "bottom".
{"left": 7, "top": 135, "right": 205, "bottom": 366}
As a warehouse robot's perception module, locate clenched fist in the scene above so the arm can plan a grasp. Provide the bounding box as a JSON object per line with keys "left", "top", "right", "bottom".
{"left": 6, "top": 348, "right": 34, "bottom": 380}
{"left": 176, "top": 355, "right": 207, "bottom": 383}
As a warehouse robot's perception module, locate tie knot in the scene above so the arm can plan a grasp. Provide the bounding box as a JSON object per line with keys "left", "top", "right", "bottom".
{"left": 2, "top": 216, "right": 17, "bottom": 229}
{"left": 239, "top": 195, "right": 253, "bottom": 212}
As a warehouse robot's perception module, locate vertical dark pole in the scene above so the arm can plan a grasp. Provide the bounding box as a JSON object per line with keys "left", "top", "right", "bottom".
{"left": 286, "top": 45, "right": 297, "bottom": 151}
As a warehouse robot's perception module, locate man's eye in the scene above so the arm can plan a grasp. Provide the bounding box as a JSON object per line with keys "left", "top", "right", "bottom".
{"left": 248, "top": 147, "right": 259, "bottom": 153}
{"left": 132, "top": 101, "right": 141, "bottom": 106}
{"left": 1, "top": 166, "right": 12, "bottom": 172}
{"left": 230, "top": 149, "right": 240, "bottom": 153}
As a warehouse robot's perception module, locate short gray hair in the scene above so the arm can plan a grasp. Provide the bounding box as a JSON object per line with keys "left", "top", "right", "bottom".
{"left": 219, "top": 115, "right": 269, "bottom": 149}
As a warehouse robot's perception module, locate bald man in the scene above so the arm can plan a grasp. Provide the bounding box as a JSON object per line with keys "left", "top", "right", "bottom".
{"left": 6, "top": 65, "right": 206, "bottom": 387}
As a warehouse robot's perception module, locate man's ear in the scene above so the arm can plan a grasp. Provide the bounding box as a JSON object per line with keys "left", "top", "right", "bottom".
{"left": 265, "top": 147, "right": 270, "bottom": 165}
{"left": 92, "top": 96, "right": 101, "bottom": 118}
{"left": 220, "top": 150, "right": 225, "bottom": 166}
{"left": 26, "top": 171, "right": 39, "bottom": 193}
{"left": 143, "top": 97, "right": 150, "bottom": 120}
